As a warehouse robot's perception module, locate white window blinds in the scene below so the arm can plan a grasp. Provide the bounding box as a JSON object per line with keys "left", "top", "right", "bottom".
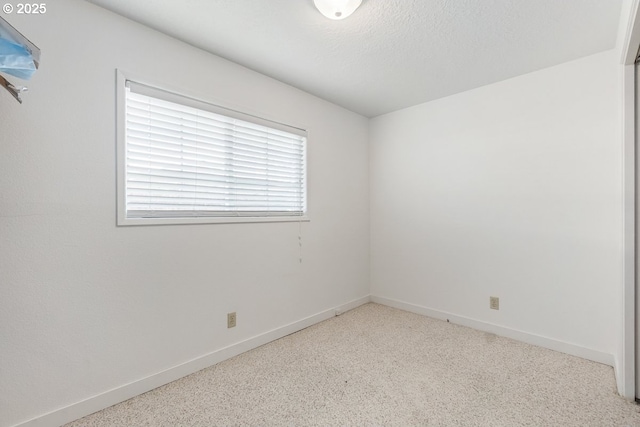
{"left": 124, "top": 81, "right": 307, "bottom": 220}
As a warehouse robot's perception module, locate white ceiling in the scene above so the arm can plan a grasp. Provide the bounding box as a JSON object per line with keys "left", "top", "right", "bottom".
{"left": 87, "top": 0, "right": 623, "bottom": 117}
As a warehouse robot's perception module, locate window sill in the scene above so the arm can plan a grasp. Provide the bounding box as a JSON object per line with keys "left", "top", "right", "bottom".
{"left": 117, "top": 216, "right": 310, "bottom": 227}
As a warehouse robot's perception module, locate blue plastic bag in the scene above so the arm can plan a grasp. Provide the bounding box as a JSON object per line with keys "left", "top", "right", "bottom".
{"left": 0, "top": 37, "right": 35, "bottom": 80}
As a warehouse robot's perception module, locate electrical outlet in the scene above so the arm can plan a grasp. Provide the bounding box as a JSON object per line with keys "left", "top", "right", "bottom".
{"left": 227, "top": 312, "right": 236, "bottom": 328}
{"left": 490, "top": 297, "right": 499, "bottom": 310}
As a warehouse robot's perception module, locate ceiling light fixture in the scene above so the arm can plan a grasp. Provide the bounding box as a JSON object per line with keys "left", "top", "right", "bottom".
{"left": 313, "top": 0, "right": 363, "bottom": 20}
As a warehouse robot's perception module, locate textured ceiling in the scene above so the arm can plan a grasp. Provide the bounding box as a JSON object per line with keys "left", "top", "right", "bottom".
{"left": 87, "top": 0, "right": 623, "bottom": 117}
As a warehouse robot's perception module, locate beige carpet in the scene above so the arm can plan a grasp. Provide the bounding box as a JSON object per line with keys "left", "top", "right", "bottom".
{"left": 65, "top": 303, "right": 640, "bottom": 426}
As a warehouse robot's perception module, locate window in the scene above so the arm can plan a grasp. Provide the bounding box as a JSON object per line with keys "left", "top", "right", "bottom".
{"left": 117, "top": 72, "right": 307, "bottom": 225}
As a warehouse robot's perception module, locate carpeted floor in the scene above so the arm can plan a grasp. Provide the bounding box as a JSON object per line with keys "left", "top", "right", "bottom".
{"left": 65, "top": 303, "right": 640, "bottom": 426}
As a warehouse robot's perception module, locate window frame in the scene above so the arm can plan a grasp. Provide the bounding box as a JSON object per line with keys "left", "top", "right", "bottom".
{"left": 116, "top": 70, "right": 309, "bottom": 226}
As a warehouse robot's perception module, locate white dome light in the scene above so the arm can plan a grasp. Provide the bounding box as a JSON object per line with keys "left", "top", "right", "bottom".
{"left": 313, "top": 0, "right": 363, "bottom": 20}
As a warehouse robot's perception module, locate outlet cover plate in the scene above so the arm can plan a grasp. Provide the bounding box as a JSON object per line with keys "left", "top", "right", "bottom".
{"left": 490, "top": 297, "right": 499, "bottom": 310}
{"left": 227, "top": 312, "right": 237, "bottom": 328}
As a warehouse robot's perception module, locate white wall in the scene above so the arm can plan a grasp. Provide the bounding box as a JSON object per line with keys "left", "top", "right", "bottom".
{"left": 0, "top": 1, "right": 369, "bottom": 426}
{"left": 370, "top": 51, "right": 622, "bottom": 362}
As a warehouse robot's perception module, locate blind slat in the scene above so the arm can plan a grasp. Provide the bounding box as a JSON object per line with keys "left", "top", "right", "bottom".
{"left": 127, "top": 81, "right": 307, "bottom": 137}
{"left": 126, "top": 104, "right": 303, "bottom": 146}
{"left": 126, "top": 120, "right": 304, "bottom": 156}
{"left": 126, "top": 147, "right": 304, "bottom": 173}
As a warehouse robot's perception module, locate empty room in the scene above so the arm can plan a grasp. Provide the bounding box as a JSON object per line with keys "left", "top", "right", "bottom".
{"left": 2, "top": 0, "right": 640, "bottom": 425}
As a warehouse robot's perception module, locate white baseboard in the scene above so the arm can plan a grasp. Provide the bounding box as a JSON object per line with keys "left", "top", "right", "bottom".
{"left": 613, "top": 352, "right": 636, "bottom": 400}
{"left": 371, "top": 295, "right": 614, "bottom": 367}
{"left": 613, "top": 354, "right": 623, "bottom": 397}
{"left": 12, "top": 295, "right": 371, "bottom": 427}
